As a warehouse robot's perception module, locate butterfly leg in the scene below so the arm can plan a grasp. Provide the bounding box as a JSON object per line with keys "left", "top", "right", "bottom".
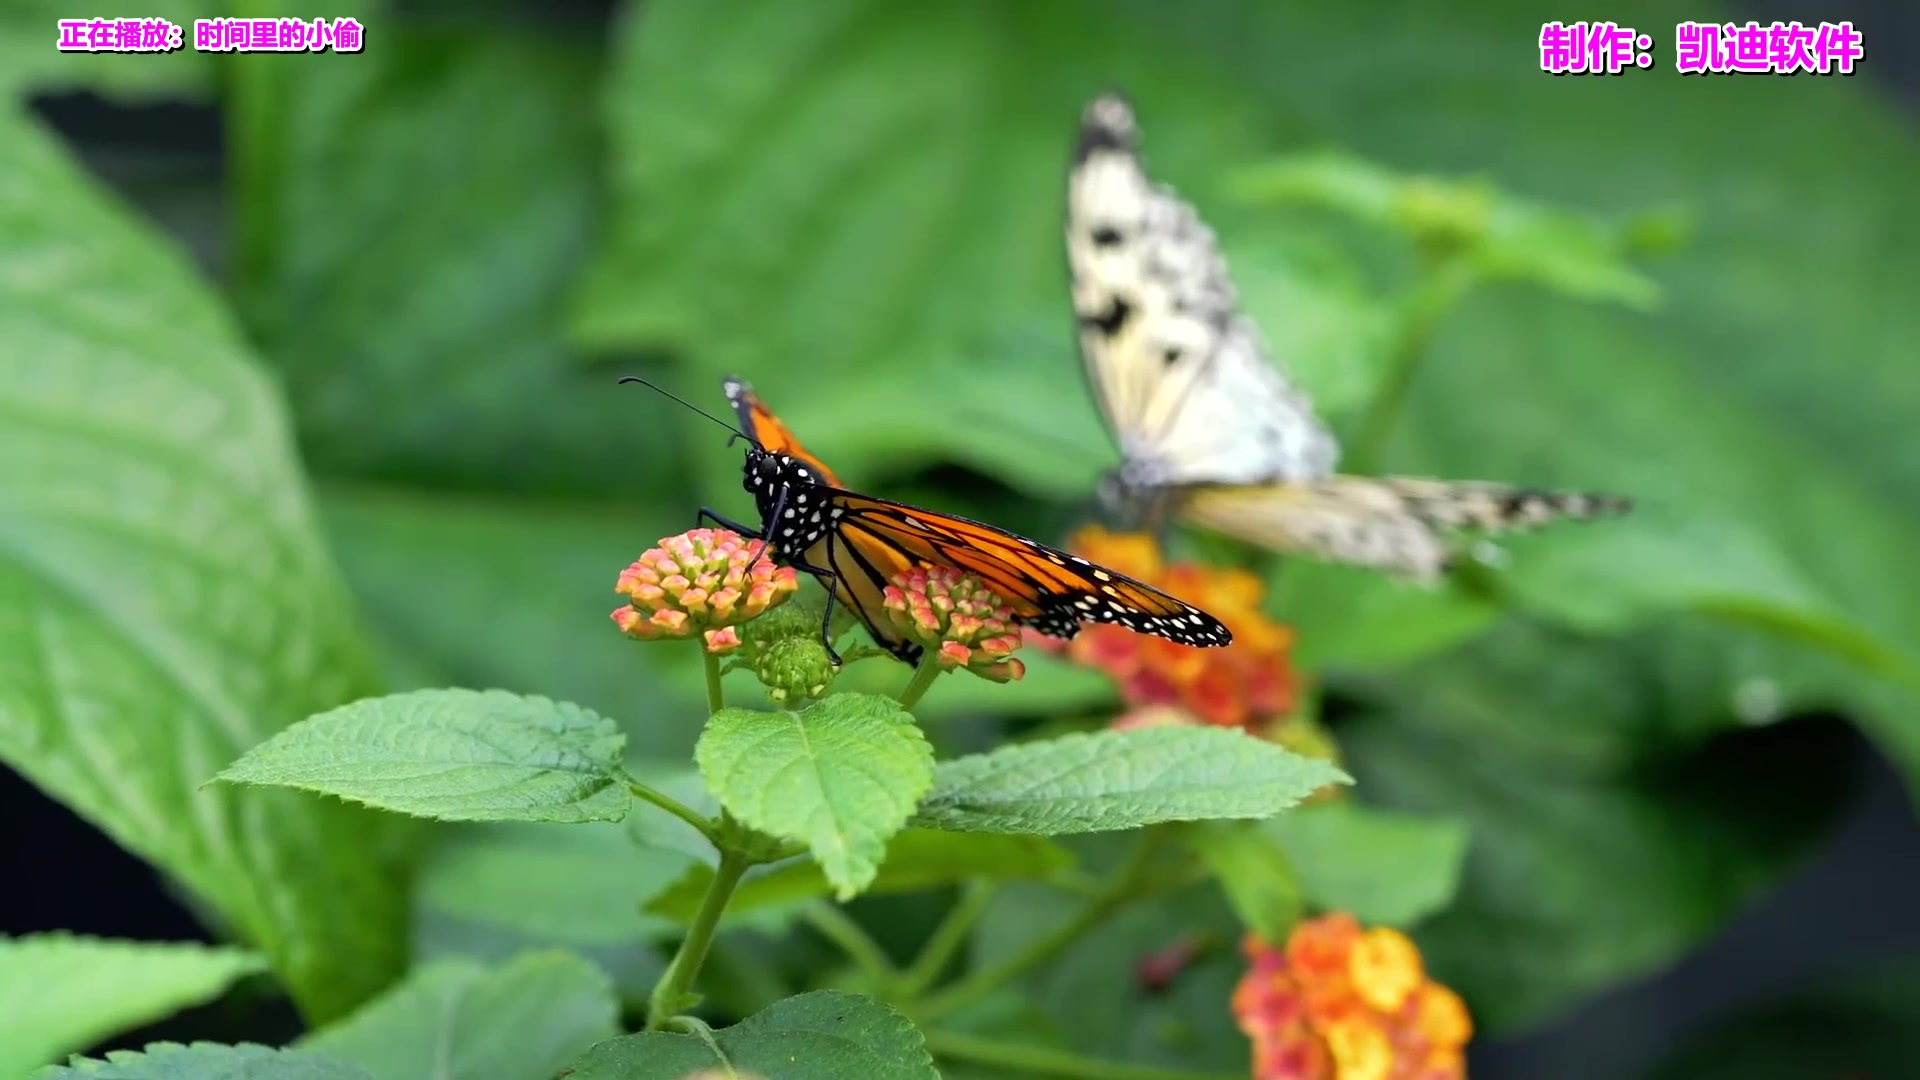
{"left": 697, "top": 506, "right": 780, "bottom": 566}
{"left": 780, "top": 552, "right": 845, "bottom": 668}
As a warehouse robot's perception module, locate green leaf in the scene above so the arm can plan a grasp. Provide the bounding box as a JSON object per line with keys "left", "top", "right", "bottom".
{"left": 916, "top": 726, "right": 1349, "bottom": 835}
{"left": 564, "top": 990, "right": 937, "bottom": 1080}
{"left": 411, "top": 820, "right": 687, "bottom": 1003}
{"left": 217, "top": 689, "right": 630, "bottom": 823}
{"left": 301, "top": 952, "right": 618, "bottom": 1080}
{"left": 647, "top": 830, "right": 1075, "bottom": 925}
{"left": 0, "top": 6, "right": 211, "bottom": 102}
{"left": 40, "top": 1043, "right": 372, "bottom": 1080}
{"left": 233, "top": 27, "right": 682, "bottom": 499}
{"left": 417, "top": 821, "right": 692, "bottom": 944}
{"left": 1183, "top": 824, "right": 1302, "bottom": 940}
{"left": 1262, "top": 801, "right": 1469, "bottom": 928}
{"left": 0, "top": 107, "right": 409, "bottom": 1021}
{"left": 698, "top": 695, "right": 934, "bottom": 898}
{"left": 0, "top": 936, "right": 264, "bottom": 1077}
{"left": 1231, "top": 149, "right": 1661, "bottom": 308}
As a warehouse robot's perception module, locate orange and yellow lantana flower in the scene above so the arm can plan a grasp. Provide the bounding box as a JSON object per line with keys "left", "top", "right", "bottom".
{"left": 1233, "top": 914, "right": 1472, "bottom": 1080}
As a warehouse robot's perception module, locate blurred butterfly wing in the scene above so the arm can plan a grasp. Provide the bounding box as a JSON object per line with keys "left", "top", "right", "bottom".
{"left": 1182, "top": 478, "right": 1632, "bottom": 582}
{"left": 822, "top": 490, "right": 1231, "bottom": 646}
{"left": 723, "top": 376, "right": 844, "bottom": 487}
{"left": 1066, "top": 93, "right": 1337, "bottom": 489}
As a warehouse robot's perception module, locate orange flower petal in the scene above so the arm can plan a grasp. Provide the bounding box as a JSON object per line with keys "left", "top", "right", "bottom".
{"left": 1349, "top": 928, "right": 1425, "bottom": 1013}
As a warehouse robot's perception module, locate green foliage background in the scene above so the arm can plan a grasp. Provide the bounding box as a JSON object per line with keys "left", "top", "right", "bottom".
{"left": 1, "top": 1, "right": 1915, "bottom": 1076}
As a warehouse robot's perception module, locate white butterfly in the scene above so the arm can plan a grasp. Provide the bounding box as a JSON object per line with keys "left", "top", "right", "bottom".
{"left": 1065, "top": 93, "right": 1628, "bottom": 581}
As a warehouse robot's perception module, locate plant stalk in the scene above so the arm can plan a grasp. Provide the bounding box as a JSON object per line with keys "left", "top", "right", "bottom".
{"left": 896, "top": 656, "right": 943, "bottom": 711}
{"left": 900, "top": 880, "right": 998, "bottom": 997}
{"left": 645, "top": 846, "right": 751, "bottom": 1031}
{"left": 621, "top": 771, "right": 720, "bottom": 847}
{"left": 1346, "top": 254, "right": 1479, "bottom": 474}
{"left": 803, "top": 901, "right": 899, "bottom": 986}
{"left": 914, "top": 830, "right": 1163, "bottom": 1020}
{"left": 703, "top": 647, "right": 726, "bottom": 714}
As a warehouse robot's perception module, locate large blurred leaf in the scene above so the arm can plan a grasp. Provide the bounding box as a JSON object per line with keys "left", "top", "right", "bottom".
{"left": 1339, "top": 619, "right": 1865, "bottom": 1033}
{"left": 574, "top": 0, "right": 1371, "bottom": 501}
{"left": 0, "top": 108, "right": 410, "bottom": 1022}
{"left": 411, "top": 821, "right": 684, "bottom": 1007}
{"left": 233, "top": 23, "right": 686, "bottom": 499}
{"left": 0, "top": 936, "right": 263, "bottom": 1077}
{"left": 302, "top": 952, "right": 618, "bottom": 1080}
{"left": 1, "top": 6, "right": 212, "bottom": 102}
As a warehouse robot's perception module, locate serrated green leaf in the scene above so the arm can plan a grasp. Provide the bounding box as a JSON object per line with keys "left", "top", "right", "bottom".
{"left": 916, "top": 726, "right": 1350, "bottom": 835}
{"left": 1261, "top": 801, "right": 1469, "bottom": 928}
{"left": 647, "top": 830, "right": 1074, "bottom": 925}
{"left": 1183, "top": 824, "right": 1302, "bottom": 940}
{"left": 698, "top": 695, "right": 934, "bottom": 898}
{"left": 0, "top": 107, "right": 409, "bottom": 1021}
{"left": 301, "top": 952, "right": 618, "bottom": 1080}
{"left": 0, "top": 936, "right": 264, "bottom": 1077}
{"left": 217, "top": 689, "right": 629, "bottom": 823}
{"left": 564, "top": 990, "right": 936, "bottom": 1080}
{"left": 39, "top": 1042, "right": 372, "bottom": 1080}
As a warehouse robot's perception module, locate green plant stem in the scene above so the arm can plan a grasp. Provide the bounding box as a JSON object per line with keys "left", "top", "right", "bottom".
{"left": 646, "top": 846, "right": 751, "bottom": 1031}
{"left": 1347, "top": 254, "right": 1478, "bottom": 474}
{"left": 914, "top": 831, "right": 1163, "bottom": 1021}
{"left": 702, "top": 647, "right": 725, "bottom": 714}
{"left": 896, "top": 656, "right": 944, "bottom": 711}
{"left": 923, "top": 1029, "right": 1242, "bottom": 1080}
{"left": 619, "top": 770, "right": 720, "bottom": 847}
{"left": 803, "top": 901, "right": 898, "bottom": 986}
{"left": 900, "top": 880, "right": 997, "bottom": 997}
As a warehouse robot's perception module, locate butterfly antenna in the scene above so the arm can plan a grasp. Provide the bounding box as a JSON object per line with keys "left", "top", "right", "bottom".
{"left": 617, "top": 375, "right": 759, "bottom": 447}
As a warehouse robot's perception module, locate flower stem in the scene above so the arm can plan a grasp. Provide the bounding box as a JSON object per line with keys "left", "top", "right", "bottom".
{"left": 900, "top": 880, "right": 997, "bottom": 997}
{"left": 896, "top": 655, "right": 943, "bottom": 711}
{"left": 923, "top": 1029, "right": 1242, "bottom": 1080}
{"left": 803, "top": 901, "right": 898, "bottom": 986}
{"left": 702, "top": 646, "right": 726, "bottom": 714}
{"left": 914, "top": 830, "right": 1164, "bottom": 1021}
{"left": 645, "top": 846, "right": 751, "bottom": 1031}
{"left": 1346, "top": 253, "right": 1478, "bottom": 475}
{"left": 619, "top": 771, "right": 721, "bottom": 848}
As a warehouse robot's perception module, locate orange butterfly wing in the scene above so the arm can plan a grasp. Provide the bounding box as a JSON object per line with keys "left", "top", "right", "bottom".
{"left": 724, "top": 377, "right": 843, "bottom": 487}
{"left": 824, "top": 493, "right": 1227, "bottom": 645}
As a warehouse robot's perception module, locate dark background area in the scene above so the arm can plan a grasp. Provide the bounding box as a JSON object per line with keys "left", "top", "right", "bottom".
{"left": 5, "top": 2, "right": 1919, "bottom": 1077}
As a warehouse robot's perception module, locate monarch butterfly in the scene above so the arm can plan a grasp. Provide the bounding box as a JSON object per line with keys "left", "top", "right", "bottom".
{"left": 682, "top": 376, "right": 1233, "bottom": 666}
{"left": 1066, "top": 93, "right": 1630, "bottom": 581}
